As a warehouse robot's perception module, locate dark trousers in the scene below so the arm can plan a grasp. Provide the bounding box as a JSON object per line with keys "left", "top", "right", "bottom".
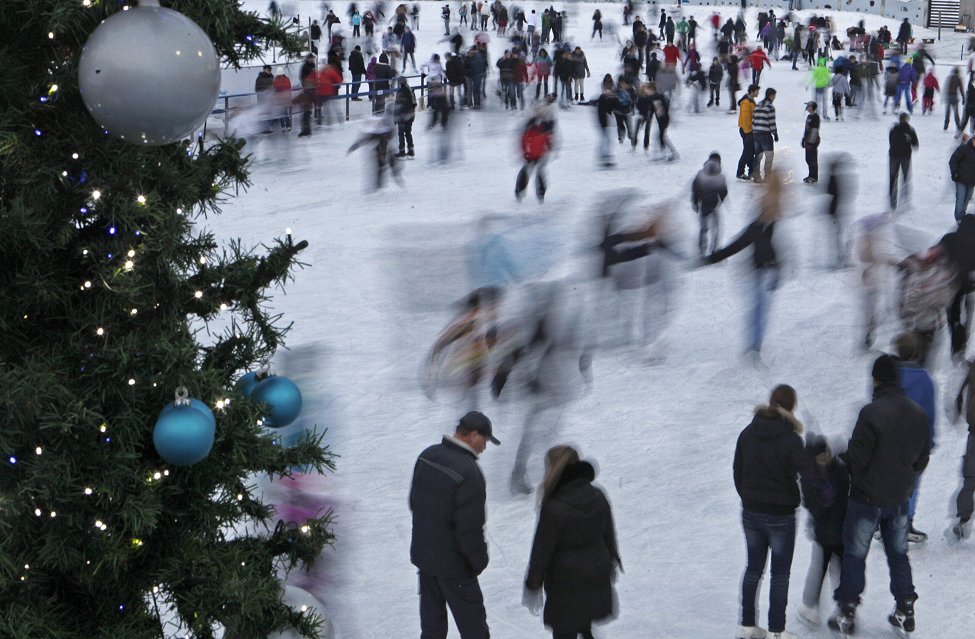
{"left": 553, "top": 629, "right": 594, "bottom": 639}
{"left": 351, "top": 73, "right": 363, "bottom": 98}
{"left": 708, "top": 82, "right": 720, "bottom": 106}
{"left": 535, "top": 76, "right": 550, "bottom": 99}
{"left": 516, "top": 158, "right": 547, "bottom": 199}
{"left": 419, "top": 573, "right": 489, "bottom": 639}
{"left": 397, "top": 119, "right": 414, "bottom": 153}
{"left": 741, "top": 509, "right": 797, "bottom": 633}
{"left": 948, "top": 285, "right": 973, "bottom": 355}
{"left": 957, "top": 432, "right": 975, "bottom": 521}
{"left": 632, "top": 116, "right": 652, "bottom": 149}
{"left": 737, "top": 129, "right": 754, "bottom": 177}
{"left": 889, "top": 155, "right": 911, "bottom": 210}
{"left": 805, "top": 143, "right": 819, "bottom": 180}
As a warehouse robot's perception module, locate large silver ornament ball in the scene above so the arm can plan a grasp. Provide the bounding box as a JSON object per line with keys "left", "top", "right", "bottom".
{"left": 78, "top": 3, "right": 220, "bottom": 145}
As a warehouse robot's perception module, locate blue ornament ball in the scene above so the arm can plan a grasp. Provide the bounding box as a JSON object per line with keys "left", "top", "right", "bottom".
{"left": 153, "top": 402, "right": 216, "bottom": 466}
{"left": 251, "top": 376, "right": 303, "bottom": 428}
{"left": 160, "top": 398, "right": 216, "bottom": 430}
{"left": 235, "top": 371, "right": 262, "bottom": 398}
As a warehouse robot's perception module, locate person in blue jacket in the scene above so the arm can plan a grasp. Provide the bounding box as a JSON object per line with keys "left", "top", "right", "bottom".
{"left": 894, "top": 332, "right": 936, "bottom": 544}
{"left": 894, "top": 61, "right": 916, "bottom": 113}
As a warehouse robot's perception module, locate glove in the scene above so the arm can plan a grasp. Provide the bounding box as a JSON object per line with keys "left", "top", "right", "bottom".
{"left": 773, "top": 134, "right": 779, "bottom": 142}
{"left": 953, "top": 173, "right": 960, "bottom": 182}
{"left": 801, "top": 139, "right": 805, "bottom": 148}
{"left": 522, "top": 587, "right": 543, "bottom": 616}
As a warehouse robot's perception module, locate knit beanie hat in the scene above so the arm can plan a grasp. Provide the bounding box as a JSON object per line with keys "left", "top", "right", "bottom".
{"left": 872, "top": 354, "right": 898, "bottom": 384}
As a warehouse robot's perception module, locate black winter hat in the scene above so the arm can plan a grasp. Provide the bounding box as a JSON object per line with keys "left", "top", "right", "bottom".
{"left": 708, "top": 152, "right": 721, "bottom": 164}
{"left": 872, "top": 354, "right": 899, "bottom": 384}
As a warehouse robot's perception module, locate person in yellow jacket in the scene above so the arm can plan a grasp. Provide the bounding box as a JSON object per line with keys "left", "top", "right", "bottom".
{"left": 736, "top": 84, "right": 760, "bottom": 180}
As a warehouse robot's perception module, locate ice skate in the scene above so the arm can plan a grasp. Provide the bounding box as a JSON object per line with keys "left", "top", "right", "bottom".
{"left": 948, "top": 517, "right": 972, "bottom": 541}
{"left": 797, "top": 603, "right": 821, "bottom": 628}
{"left": 735, "top": 625, "right": 767, "bottom": 639}
{"left": 767, "top": 632, "right": 797, "bottom": 639}
{"left": 907, "top": 523, "right": 928, "bottom": 545}
{"left": 888, "top": 598, "right": 916, "bottom": 637}
{"left": 827, "top": 604, "right": 856, "bottom": 636}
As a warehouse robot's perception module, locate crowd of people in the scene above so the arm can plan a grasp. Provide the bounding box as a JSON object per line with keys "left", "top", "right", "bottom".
{"left": 254, "top": 3, "right": 975, "bottom": 639}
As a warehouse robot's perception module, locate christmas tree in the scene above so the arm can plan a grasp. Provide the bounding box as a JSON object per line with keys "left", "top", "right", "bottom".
{"left": 0, "top": 1, "right": 335, "bottom": 637}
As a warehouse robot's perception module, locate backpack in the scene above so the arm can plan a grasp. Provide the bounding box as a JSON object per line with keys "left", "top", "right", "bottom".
{"left": 897, "top": 253, "right": 959, "bottom": 332}
{"left": 615, "top": 88, "right": 633, "bottom": 113}
{"left": 521, "top": 124, "right": 551, "bottom": 161}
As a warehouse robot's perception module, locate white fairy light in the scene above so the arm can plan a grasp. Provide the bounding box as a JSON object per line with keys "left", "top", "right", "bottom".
{"left": 194, "top": 291, "right": 203, "bottom": 299}
{"left": 91, "top": 191, "right": 101, "bottom": 200}
{"left": 128, "top": 378, "right": 136, "bottom": 386}
{"left": 84, "top": 488, "right": 93, "bottom": 495}
{"left": 96, "top": 327, "right": 104, "bottom": 336}
{"left": 136, "top": 195, "right": 146, "bottom": 205}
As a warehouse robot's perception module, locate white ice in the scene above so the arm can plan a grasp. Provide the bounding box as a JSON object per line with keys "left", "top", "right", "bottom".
{"left": 213, "top": 2, "right": 975, "bottom": 637}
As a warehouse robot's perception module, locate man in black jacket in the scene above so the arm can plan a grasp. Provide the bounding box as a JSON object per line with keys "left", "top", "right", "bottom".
{"left": 949, "top": 135, "right": 975, "bottom": 222}
{"left": 888, "top": 113, "right": 919, "bottom": 210}
{"left": 348, "top": 45, "right": 366, "bottom": 100}
{"left": 410, "top": 411, "right": 499, "bottom": 639}
{"left": 828, "top": 355, "right": 930, "bottom": 637}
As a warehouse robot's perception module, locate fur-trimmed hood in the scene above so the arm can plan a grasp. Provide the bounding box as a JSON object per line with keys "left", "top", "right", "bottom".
{"left": 752, "top": 405, "right": 804, "bottom": 436}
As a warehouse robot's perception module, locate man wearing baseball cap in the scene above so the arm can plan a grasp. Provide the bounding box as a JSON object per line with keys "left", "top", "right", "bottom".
{"left": 410, "top": 411, "right": 499, "bottom": 638}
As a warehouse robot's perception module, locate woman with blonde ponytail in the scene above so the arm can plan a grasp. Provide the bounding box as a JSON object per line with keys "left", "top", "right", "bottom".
{"left": 524, "top": 446, "right": 621, "bottom": 639}
{"left": 704, "top": 168, "right": 784, "bottom": 356}
{"left": 733, "top": 384, "right": 806, "bottom": 639}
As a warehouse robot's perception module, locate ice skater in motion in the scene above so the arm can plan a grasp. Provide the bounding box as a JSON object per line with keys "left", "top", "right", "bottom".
{"left": 516, "top": 95, "right": 557, "bottom": 203}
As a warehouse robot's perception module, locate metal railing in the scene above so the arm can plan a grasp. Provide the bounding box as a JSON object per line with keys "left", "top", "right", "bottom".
{"left": 211, "top": 73, "right": 428, "bottom": 135}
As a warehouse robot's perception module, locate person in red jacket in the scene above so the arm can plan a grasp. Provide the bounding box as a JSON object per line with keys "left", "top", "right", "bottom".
{"left": 662, "top": 42, "right": 681, "bottom": 67}
{"left": 316, "top": 57, "right": 344, "bottom": 125}
{"left": 921, "top": 70, "right": 940, "bottom": 115}
{"left": 272, "top": 70, "right": 293, "bottom": 131}
{"left": 750, "top": 47, "right": 771, "bottom": 86}
{"left": 516, "top": 96, "right": 556, "bottom": 202}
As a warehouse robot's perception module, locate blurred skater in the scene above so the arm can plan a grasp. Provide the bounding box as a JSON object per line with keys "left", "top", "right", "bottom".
{"left": 706, "top": 171, "right": 784, "bottom": 356}
{"left": 523, "top": 446, "right": 622, "bottom": 639}
{"left": 516, "top": 96, "right": 557, "bottom": 202}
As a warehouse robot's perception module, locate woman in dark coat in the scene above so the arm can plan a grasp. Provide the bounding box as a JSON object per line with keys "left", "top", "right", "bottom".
{"left": 524, "top": 446, "right": 621, "bottom": 639}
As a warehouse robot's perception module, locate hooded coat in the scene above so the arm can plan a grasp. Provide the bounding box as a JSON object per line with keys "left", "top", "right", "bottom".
{"left": 525, "top": 461, "right": 621, "bottom": 632}
{"left": 691, "top": 156, "right": 728, "bottom": 215}
{"left": 733, "top": 406, "right": 805, "bottom": 515}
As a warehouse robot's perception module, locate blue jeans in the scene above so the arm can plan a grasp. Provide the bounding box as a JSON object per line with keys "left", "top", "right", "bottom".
{"left": 741, "top": 509, "right": 797, "bottom": 633}
{"left": 834, "top": 499, "right": 916, "bottom": 607}
{"left": 955, "top": 182, "right": 974, "bottom": 222}
{"left": 749, "top": 268, "right": 779, "bottom": 353}
{"left": 895, "top": 83, "right": 913, "bottom": 112}
{"left": 908, "top": 474, "right": 922, "bottom": 520}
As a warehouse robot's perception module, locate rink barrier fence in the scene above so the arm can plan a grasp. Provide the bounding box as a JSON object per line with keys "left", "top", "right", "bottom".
{"left": 212, "top": 73, "right": 428, "bottom": 135}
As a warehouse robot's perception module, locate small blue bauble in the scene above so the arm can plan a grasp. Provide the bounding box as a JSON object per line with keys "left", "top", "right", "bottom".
{"left": 160, "top": 398, "right": 216, "bottom": 430}
{"left": 251, "top": 376, "right": 303, "bottom": 428}
{"left": 235, "top": 371, "right": 262, "bottom": 398}
{"left": 153, "top": 403, "right": 216, "bottom": 466}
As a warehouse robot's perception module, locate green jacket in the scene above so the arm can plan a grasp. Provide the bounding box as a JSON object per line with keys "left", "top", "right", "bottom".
{"left": 676, "top": 19, "right": 689, "bottom": 35}
{"left": 812, "top": 59, "right": 830, "bottom": 89}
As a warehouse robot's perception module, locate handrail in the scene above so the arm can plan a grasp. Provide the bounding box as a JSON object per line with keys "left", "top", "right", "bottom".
{"left": 214, "top": 73, "right": 428, "bottom": 124}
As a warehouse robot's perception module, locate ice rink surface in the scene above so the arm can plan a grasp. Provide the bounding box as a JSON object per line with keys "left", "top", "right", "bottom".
{"left": 221, "top": 2, "right": 975, "bottom": 636}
